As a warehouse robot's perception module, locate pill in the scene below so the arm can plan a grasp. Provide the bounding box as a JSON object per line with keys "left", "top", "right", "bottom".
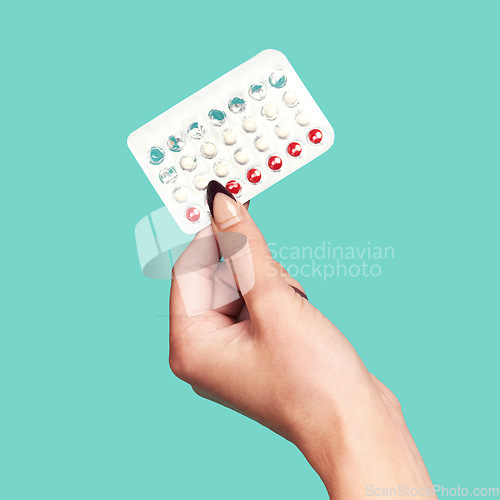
{"left": 283, "top": 91, "right": 299, "bottom": 107}
{"left": 296, "top": 111, "right": 311, "bottom": 126}
{"left": 214, "top": 161, "right": 229, "bottom": 177}
{"left": 247, "top": 168, "right": 262, "bottom": 184}
{"left": 173, "top": 187, "right": 188, "bottom": 203}
{"left": 226, "top": 180, "right": 242, "bottom": 195}
{"left": 179, "top": 155, "right": 196, "bottom": 171}
{"left": 275, "top": 125, "right": 289, "bottom": 139}
{"left": 287, "top": 142, "right": 302, "bottom": 157}
{"left": 130, "top": 50, "right": 335, "bottom": 235}
{"left": 254, "top": 136, "right": 269, "bottom": 151}
{"left": 308, "top": 129, "right": 323, "bottom": 144}
{"left": 234, "top": 149, "right": 249, "bottom": 165}
{"left": 186, "top": 207, "right": 201, "bottom": 222}
{"left": 262, "top": 104, "right": 279, "bottom": 120}
{"left": 242, "top": 117, "right": 257, "bottom": 132}
{"left": 201, "top": 142, "right": 217, "bottom": 158}
{"left": 194, "top": 175, "right": 209, "bottom": 190}
{"left": 268, "top": 156, "right": 283, "bottom": 171}
{"left": 223, "top": 130, "right": 237, "bottom": 145}
{"left": 149, "top": 147, "right": 164, "bottom": 165}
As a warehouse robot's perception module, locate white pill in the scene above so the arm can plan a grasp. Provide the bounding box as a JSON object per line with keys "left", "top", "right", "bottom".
{"left": 283, "top": 91, "right": 299, "bottom": 107}
{"left": 254, "top": 136, "right": 269, "bottom": 151}
{"left": 173, "top": 187, "right": 188, "bottom": 203}
{"left": 201, "top": 142, "right": 217, "bottom": 158}
{"left": 179, "top": 155, "right": 196, "bottom": 171}
{"left": 234, "top": 149, "right": 249, "bottom": 165}
{"left": 296, "top": 111, "right": 311, "bottom": 126}
{"left": 223, "top": 130, "right": 237, "bottom": 145}
{"left": 275, "top": 125, "right": 289, "bottom": 139}
{"left": 214, "top": 161, "right": 229, "bottom": 177}
{"left": 242, "top": 117, "right": 257, "bottom": 132}
{"left": 194, "top": 175, "right": 209, "bottom": 190}
{"left": 262, "top": 103, "right": 279, "bottom": 120}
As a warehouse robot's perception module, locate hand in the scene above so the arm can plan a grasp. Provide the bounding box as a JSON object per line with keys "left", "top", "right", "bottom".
{"left": 169, "top": 181, "right": 435, "bottom": 499}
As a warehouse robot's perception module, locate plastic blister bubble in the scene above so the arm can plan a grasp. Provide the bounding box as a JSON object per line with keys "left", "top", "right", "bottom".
{"left": 167, "top": 135, "right": 184, "bottom": 152}
{"left": 228, "top": 97, "right": 246, "bottom": 113}
{"left": 179, "top": 155, "right": 197, "bottom": 171}
{"left": 208, "top": 109, "right": 226, "bottom": 126}
{"left": 222, "top": 129, "right": 238, "bottom": 145}
{"left": 187, "top": 122, "right": 205, "bottom": 139}
{"left": 214, "top": 160, "right": 230, "bottom": 177}
{"left": 248, "top": 83, "right": 267, "bottom": 100}
{"left": 148, "top": 147, "right": 165, "bottom": 165}
{"left": 261, "top": 103, "right": 279, "bottom": 120}
{"left": 159, "top": 166, "right": 178, "bottom": 184}
{"left": 269, "top": 71, "right": 287, "bottom": 88}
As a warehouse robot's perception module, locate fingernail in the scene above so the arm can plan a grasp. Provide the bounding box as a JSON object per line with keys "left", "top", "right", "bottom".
{"left": 207, "top": 180, "right": 235, "bottom": 216}
{"left": 206, "top": 180, "right": 242, "bottom": 229}
{"left": 290, "top": 285, "right": 309, "bottom": 301}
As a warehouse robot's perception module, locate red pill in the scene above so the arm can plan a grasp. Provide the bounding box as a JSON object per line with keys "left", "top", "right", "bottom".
{"left": 247, "top": 168, "right": 262, "bottom": 183}
{"left": 308, "top": 129, "right": 323, "bottom": 144}
{"left": 287, "top": 141, "right": 302, "bottom": 157}
{"left": 186, "top": 207, "right": 200, "bottom": 222}
{"left": 267, "top": 155, "right": 283, "bottom": 171}
{"left": 226, "top": 180, "right": 242, "bottom": 195}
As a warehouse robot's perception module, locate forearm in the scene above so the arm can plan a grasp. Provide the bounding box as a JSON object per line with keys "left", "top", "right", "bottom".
{"left": 293, "top": 380, "right": 436, "bottom": 499}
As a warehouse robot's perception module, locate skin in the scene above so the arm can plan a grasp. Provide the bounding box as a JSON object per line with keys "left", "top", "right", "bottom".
{"left": 169, "top": 194, "right": 436, "bottom": 499}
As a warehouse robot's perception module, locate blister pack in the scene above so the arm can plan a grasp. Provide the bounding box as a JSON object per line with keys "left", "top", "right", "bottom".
{"left": 128, "top": 49, "right": 335, "bottom": 234}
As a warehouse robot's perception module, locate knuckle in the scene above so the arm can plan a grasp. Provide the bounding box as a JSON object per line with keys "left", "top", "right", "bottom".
{"left": 169, "top": 350, "right": 188, "bottom": 381}
{"left": 392, "top": 394, "right": 402, "bottom": 410}
{"left": 169, "top": 319, "right": 215, "bottom": 382}
{"left": 251, "top": 286, "right": 287, "bottom": 323}
{"left": 169, "top": 338, "right": 197, "bottom": 382}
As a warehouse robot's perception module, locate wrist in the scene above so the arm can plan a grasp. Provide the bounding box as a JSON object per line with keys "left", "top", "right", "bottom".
{"left": 290, "top": 377, "right": 435, "bottom": 499}
{"left": 291, "top": 379, "right": 379, "bottom": 497}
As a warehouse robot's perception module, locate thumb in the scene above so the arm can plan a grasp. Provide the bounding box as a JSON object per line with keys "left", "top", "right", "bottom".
{"left": 206, "top": 180, "right": 283, "bottom": 308}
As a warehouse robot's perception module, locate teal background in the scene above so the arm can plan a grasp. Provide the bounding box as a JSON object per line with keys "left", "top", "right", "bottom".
{"left": 1, "top": 1, "right": 499, "bottom": 498}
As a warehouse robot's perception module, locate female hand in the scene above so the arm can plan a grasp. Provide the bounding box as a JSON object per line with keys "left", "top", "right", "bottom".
{"left": 169, "top": 181, "right": 435, "bottom": 499}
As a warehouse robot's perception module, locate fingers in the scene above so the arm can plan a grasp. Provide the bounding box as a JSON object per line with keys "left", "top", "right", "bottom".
{"left": 170, "top": 226, "right": 220, "bottom": 318}
{"left": 171, "top": 201, "right": 251, "bottom": 319}
{"left": 206, "top": 181, "right": 285, "bottom": 310}
{"left": 270, "top": 260, "right": 307, "bottom": 297}
{"left": 211, "top": 261, "right": 246, "bottom": 317}
{"left": 171, "top": 181, "right": 307, "bottom": 332}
